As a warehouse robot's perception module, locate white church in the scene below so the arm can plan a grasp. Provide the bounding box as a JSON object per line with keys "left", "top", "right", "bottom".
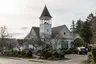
{"left": 25, "top": 6, "right": 81, "bottom": 49}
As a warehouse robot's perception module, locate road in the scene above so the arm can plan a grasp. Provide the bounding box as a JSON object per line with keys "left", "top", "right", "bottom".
{"left": 0, "top": 54, "right": 87, "bottom": 64}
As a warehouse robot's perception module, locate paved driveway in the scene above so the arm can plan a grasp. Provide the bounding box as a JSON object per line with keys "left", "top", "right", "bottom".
{"left": 46, "top": 54, "right": 88, "bottom": 64}
{"left": 0, "top": 54, "right": 87, "bottom": 64}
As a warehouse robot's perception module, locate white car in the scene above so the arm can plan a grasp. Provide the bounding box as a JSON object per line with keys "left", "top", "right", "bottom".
{"left": 75, "top": 46, "right": 88, "bottom": 54}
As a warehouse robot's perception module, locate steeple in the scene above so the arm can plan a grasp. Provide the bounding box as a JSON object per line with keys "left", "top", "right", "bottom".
{"left": 40, "top": 5, "right": 52, "bottom": 38}
{"left": 39, "top": 5, "right": 52, "bottom": 20}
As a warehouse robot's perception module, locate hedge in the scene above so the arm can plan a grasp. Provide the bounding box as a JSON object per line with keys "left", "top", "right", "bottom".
{"left": 64, "top": 49, "right": 73, "bottom": 55}
{"left": 3, "top": 50, "right": 33, "bottom": 58}
{"left": 26, "top": 50, "right": 33, "bottom": 57}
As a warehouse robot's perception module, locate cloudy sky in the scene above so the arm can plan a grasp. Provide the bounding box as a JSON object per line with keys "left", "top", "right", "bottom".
{"left": 0, "top": 0, "right": 96, "bottom": 39}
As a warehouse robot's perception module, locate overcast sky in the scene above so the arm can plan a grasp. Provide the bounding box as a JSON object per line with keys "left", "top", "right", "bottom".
{"left": 0, "top": 0, "right": 96, "bottom": 39}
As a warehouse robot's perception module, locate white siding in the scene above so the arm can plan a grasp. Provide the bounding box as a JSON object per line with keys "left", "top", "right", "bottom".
{"left": 60, "top": 26, "right": 73, "bottom": 39}
{"left": 40, "top": 24, "right": 51, "bottom": 38}
{"left": 51, "top": 39, "right": 73, "bottom": 49}
{"left": 28, "top": 45, "right": 34, "bottom": 49}
{"left": 51, "top": 39, "right": 61, "bottom": 49}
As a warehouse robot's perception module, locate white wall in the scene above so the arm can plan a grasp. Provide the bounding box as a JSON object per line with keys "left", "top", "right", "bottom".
{"left": 51, "top": 38, "right": 73, "bottom": 49}
{"left": 60, "top": 26, "right": 73, "bottom": 39}
{"left": 40, "top": 24, "right": 51, "bottom": 38}
{"left": 64, "top": 39, "right": 73, "bottom": 48}
{"left": 51, "top": 39, "right": 61, "bottom": 49}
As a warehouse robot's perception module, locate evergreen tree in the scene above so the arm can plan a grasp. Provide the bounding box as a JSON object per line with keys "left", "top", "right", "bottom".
{"left": 70, "top": 20, "right": 76, "bottom": 33}
{"left": 80, "top": 21, "right": 92, "bottom": 44}
{"left": 75, "top": 19, "right": 83, "bottom": 34}
{"left": 71, "top": 13, "right": 95, "bottom": 44}
{"left": 87, "top": 13, "right": 94, "bottom": 22}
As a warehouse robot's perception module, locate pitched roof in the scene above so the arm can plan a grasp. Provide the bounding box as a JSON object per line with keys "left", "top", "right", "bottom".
{"left": 40, "top": 6, "right": 52, "bottom": 18}
{"left": 32, "top": 27, "right": 40, "bottom": 38}
{"left": 33, "top": 26, "right": 64, "bottom": 38}
{"left": 52, "top": 25, "right": 73, "bottom": 39}
{"left": 72, "top": 33, "right": 81, "bottom": 39}
{"left": 52, "top": 25, "right": 65, "bottom": 38}
{"left": 25, "top": 25, "right": 75, "bottom": 39}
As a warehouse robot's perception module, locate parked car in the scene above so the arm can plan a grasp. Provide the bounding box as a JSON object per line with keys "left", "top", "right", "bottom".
{"left": 74, "top": 46, "right": 88, "bottom": 54}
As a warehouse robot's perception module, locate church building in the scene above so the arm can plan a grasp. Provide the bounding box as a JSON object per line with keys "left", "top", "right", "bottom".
{"left": 25, "top": 6, "right": 81, "bottom": 49}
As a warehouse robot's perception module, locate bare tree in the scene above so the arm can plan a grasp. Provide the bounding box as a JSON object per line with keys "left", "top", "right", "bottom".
{"left": 52, "top": 30, "right": 62, "bottom": 50}
{"left": 0, "top": 26, "right": 11, "bottom": 38}
{"left": 0, "top": 26, "right": 11, "bottom": 54}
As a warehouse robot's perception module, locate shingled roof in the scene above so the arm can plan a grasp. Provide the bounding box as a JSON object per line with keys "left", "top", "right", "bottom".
{"left": 40, "top": 5, "right": 52, "bottom": 18}
{"left": 52, "top": 25, "right": 72, "bottom": 38}
{"left": 32, "top": 27, "right": 40, "bottom": 38}
{"left": 25, "top": 25, "right": 76, "bottom": 39}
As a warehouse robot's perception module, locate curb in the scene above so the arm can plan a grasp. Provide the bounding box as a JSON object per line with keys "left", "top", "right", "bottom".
{"left": 28, "top": 59, "right": 45, "bottom": 63}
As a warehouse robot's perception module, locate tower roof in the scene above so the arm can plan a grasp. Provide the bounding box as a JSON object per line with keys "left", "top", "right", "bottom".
{"left": 40, "top": 6, "right": 52, "bottom": 19}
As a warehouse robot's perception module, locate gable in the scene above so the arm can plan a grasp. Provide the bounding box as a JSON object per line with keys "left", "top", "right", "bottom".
{"left": 25, "top": 27, "right": 38, "bottom": 39}
{"left": 33, "top": 27, "right": 40, "bottom": 38}
{"left": 52, "top": 25, "right": 73, "bottom": 39}
{"left": 25, "top": 25, "right": 74, "bottom": 39}
{"left": 61, "top": 25, "right": 73, "bottom": 39}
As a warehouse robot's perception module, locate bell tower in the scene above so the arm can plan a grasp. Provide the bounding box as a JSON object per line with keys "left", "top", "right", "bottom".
{"left": 39, "top": 6, "right": 52, "bottom": 38}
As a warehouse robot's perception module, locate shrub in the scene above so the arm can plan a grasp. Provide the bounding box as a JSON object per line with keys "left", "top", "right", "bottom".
{"left": 40, "top": 49, "right": 52, "bottom": 59}
{"left": 17, "top": 50, "right": 21, "bottom": 55}
{"left": 88, "top": 46, "right": 92, "bottom": 52}
{"left": 60, "top": 48, "right": 73, "bottom": 55}
{"left": 88, "top": 53, "right": 94, "bottom": 64}
{"left": 45, "top": 50, "right": 52, "bottom": 59}
{"left": 36, "top": 50, "right": 42, "bottom": 56}
{"left": 53, "top": 49, "right": 65, "bottom": 58}
{"left": 6, "top": 50, "right": 12, "bottom": 56}
{"left": 64, "top": 49, "right": 73, "bottom": 55}
{"left": 73, "top": 38, "right": 86, "bottom": 47}
{"left": 40, "top": 49, "right": 65, "bottom": 59}
{"left": 92, "top": 46, "right": 96, "bottom": 63}
{"left": 26, "top": 50, "right": 33, "bottom": 57}
{"left": 21, "top": 50, "right": 26, "bottom": 56}
{"left": 12, "top": 50, "right": 18, "bottom": 56}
